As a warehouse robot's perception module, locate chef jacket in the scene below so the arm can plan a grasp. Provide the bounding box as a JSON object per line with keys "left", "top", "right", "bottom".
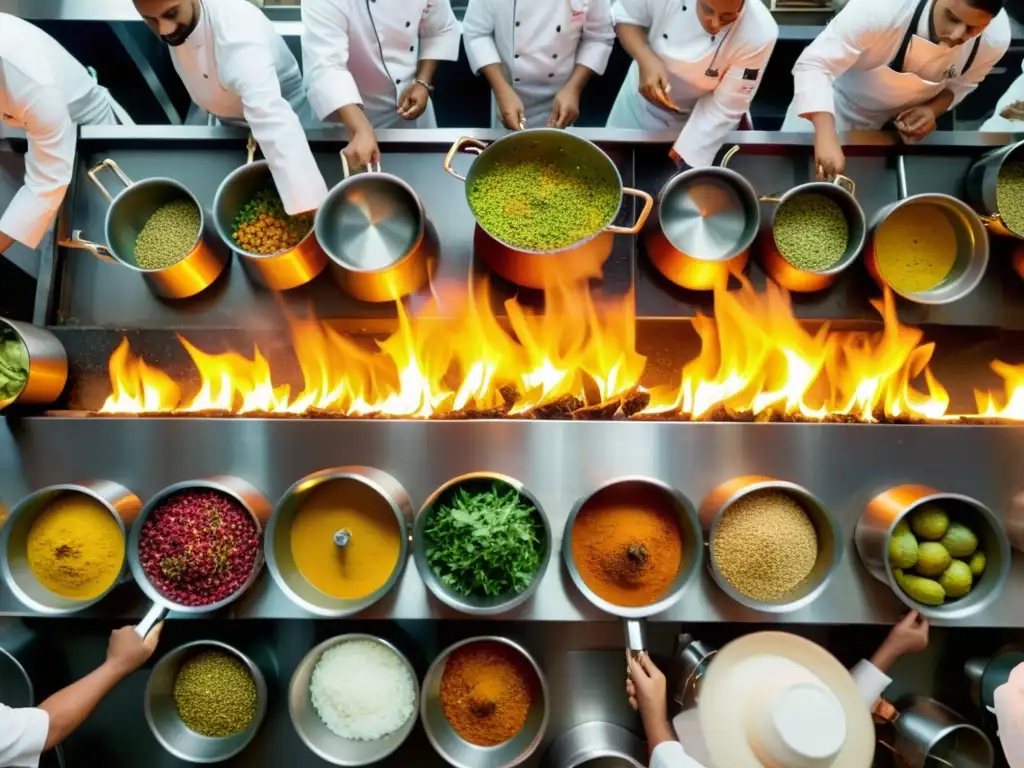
{"left": 302, "top": 0, "right": 461, "bottom": 130}
{"left": 463, "top": 0, "right": 615, "bottom": 129}
{"left": 170, "top": 0, "right": 327, "bottom": 215}
{"left": 995, "top": 662, "right": 1024, "bottom": 767}
{"left": 783, "top": 0, "right": 1009, "bottom": 131}
{"left": 605, "top": 0, "right": 776, "bottom": 168}
{"left": 0, "top": 14, "right": 119, "bottom": 250}
{"left": 0, "top": 704, "right": 48, "bottom": 768}
{"left": 980, "top": 59, "right": 1024, "bottom": 132}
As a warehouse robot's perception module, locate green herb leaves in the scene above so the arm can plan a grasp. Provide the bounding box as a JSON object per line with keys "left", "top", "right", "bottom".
{"left": 424, "top": 483, "right": 544, "bottom": 598}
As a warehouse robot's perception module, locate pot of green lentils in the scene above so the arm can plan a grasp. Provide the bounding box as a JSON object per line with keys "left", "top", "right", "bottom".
{"left": 965, "top": 139, "right": 1024, "bottom": 239}
{"left": 444, "top": 129, "right": 653, "bottom": 289}
{"left": 761, "top": 175, "right": 866, "bottom": 293}
{"left": 61, "top": 159, "right": 228, "bottom": 299}
{"left": 145, "top": 640, "right": 268, "bottom": 763}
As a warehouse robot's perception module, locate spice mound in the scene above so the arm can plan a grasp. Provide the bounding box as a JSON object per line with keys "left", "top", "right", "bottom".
{"left": 711, "top": 489, "right": 818, "bottom": 602}
{"left": 138, "top": 489, "right": 260, "bottom": 606}
{"left": 309, "top": 639, "right": 416, "bottom": 741}
{"left": 425, "top": 482, "right": 544, "bottom": 598}
{"left": 439, "top": 642, "right": 536, "bottom": 747}
{"left": 997, "top": 161, "right": 1024, "bottom": 237}
{"left": 134, "top": 199, "right": 201, "bottom": 270}
{"left": 874, "top": 203, "right": 957, "bottom": 294}
{"left": 174, "top": 649, "right": 258, "bottom": 737}
{"left": 570, "top": 485, "right": 683, "bottom": 607}
{"left": 232, "top": 187, "right": 313, "bottom": 255}
{"left": 26, "top": 493, "right": 124, "bottom": 600}
{"left": 290, "top": 480, "right": 402, "bottom": 600}
{"left": 774, "top": 193, "right": 849, "bottom": 272}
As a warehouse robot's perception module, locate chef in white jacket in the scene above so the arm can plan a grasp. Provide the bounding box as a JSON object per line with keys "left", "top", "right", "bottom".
{"left": 605, "top": 0, "right": 777, "bottom": 169}
{"left": 0, "top": 15, "right": 128, "bottom": 255}
{"left": 783, "top": 0, "right": 1009, "bottom": 178}
{"left": 133, "top": 0, "right": 328, "bottom": 216}
{"left": 462, "top": 0, "right": 615, "bottom": 130}
{"left": 301, "top": 0, "right": 461, "bottom": 168}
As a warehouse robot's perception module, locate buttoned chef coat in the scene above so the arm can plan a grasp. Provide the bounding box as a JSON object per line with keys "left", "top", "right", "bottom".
{"left": 0, "top": 704, "right": 48, "bottom": 768}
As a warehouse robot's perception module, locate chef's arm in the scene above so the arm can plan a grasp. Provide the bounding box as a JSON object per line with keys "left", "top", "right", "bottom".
{"left": 301, "top": 0, "right": 364, "bottom": 124}
{"left": 615, "top": 23, "right": 662, "bottom": 71}
{"left": 577, "top": 0, "right": 615, "bottom": 76}
{"left": 418, "top": 0, "right": 462, "bottom": 65}
{"left": 38, "top": 659, "right": 127, "bottom": 749}
{"left": 917, "top": 89, "right": 956, "bottom": 118}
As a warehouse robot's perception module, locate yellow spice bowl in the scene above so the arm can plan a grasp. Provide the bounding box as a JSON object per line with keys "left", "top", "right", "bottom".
{"left": 0, "top": 480, "right": 140, "bottom": 614}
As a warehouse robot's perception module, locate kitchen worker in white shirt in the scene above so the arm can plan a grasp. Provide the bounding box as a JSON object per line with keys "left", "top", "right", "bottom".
{"left": 301, "top": 0, "right": 461, "bottom": 168}
{"left": 784, "top": 0, "right": 1009, "bottom": 178}
{"left": 462, "top": 0, "right": 615, "bottom": 130}
{"left": 0, "top": 624, "right": 162, "bottom": 768}
{"left": 0, "top": 14, "right": 129, "bottom": 256}
{"left": 626, "top": 611, "right": 930, "bottom": 767}
{"left": 133, "top": 0, "right": 328, "bottom": 216}
{"left": 605, "top": 0, "right": 778, "bottom": 170}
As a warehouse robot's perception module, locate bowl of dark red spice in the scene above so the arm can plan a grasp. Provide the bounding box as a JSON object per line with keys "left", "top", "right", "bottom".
{"left": 421, "top": 637, "right": 548, "bottom": 768}
{"left": 129, "top": 476, "right": 270, "bottom": 619}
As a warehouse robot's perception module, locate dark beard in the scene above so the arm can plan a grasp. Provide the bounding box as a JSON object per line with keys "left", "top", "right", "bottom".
{"left": 162, "top": 3, "right": 200, "bottom": 47}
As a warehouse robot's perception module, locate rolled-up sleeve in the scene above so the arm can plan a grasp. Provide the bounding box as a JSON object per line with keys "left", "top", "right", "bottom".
{"left": 301, "top": 0, "right": 363, "bottom": 122}
{"left": 419, "top": 0, "right": 462, "bottom": 62}
{"left": 0, "top": 704, "right": 49, "bottom": 768}
{"left": 611, "top": 0, "right": 654, "bottom": 28}
{"left": 850, "top": 659, "right": 892, "bottom": 706}
{"left": 577, "top": 0, "right": 615, "bottom": 75}
{"left": 462, "top": 0, "right": 501, "bottom": 74}
{"left": 651, "top": 740, "right": 710, "bottom": 768}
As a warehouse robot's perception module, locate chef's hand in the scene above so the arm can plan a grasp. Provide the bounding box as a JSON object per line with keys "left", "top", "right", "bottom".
{"left": 638, "top": 55, "right": 679, "bottom": 113}
{"left": 106, "top": 622, "right": 163, "bottom": 677}
{"left": 870, "top": 611, "right": 929, "bottom": 673}
{"left": 626, "top": 651, "right": 668, "bottom": 722}
{"left": 343, "top": 128, "right": 381, "bottom": 169}
{"left": 895, "top": 105, "right": 938, "bottom": 140}
{"left": 397, "top": 82, "right": 430, "bottom": 121}
{"left": 547, "top": 84, "right": 581, "bottom": 129}
{"left": 495, "top": 84, "right": 526, "bottom": 130}
{"left": 814, "top": 128, "right": 846, "bottom": 180}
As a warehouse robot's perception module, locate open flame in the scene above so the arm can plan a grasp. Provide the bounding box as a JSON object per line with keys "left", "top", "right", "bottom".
{"left": 99, "top": 278, "right": 1022, "bottom": 422}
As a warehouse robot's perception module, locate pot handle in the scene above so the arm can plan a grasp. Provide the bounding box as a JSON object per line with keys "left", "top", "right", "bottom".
{"left": 607, "top": 187, "right": 655, "bottom": 235}
{"left": 340, "top": 151, "right": 382, "bottom": 178}
{"left": 832, "top": 174, "right": 856, "bottom": 196}
{"left": 87, "top": 159, "right": 133, "bottom": 204}
{"left": 443, "top": 136, "right": 488, "bottom": 182}
{"left": 58, "top": 230, "right": 118, "bottom": 263}
{"left": 134, "top": 602, "right": 168, "bottom": 638}
{"left": 719, "top": 145, "right": 741, "bottom": 169}
{"left": 246, "top": 133, "right": 257, "bottom": 165}
{"left": 624, "top": 619, "right": 646, "bottom": 653}
{"left": 897, "top": 155, "right": 908, "bottom": 200}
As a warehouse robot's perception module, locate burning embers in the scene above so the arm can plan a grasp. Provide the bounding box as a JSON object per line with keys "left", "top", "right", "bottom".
{"left": 95, "top": 280, "right": 1024, "bottom": 422}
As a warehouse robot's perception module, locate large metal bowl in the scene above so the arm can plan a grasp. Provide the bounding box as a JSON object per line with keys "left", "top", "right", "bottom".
{"left": 265, "top": 466, "right": 412, "bottom": 617}
{"left": 289, "top": 634, "right": 419, "bottom": 766}
{"left": 421, "top": 636, "right": 549, "bottom": 768}
{"left": 0, "top": 318, "right": 68, "bottom": 411}
{"left": 145, "top": 640, "right": 268, "bottom": 764}
{"left": 413, "top": 473, "right": 551, "bottom": 616}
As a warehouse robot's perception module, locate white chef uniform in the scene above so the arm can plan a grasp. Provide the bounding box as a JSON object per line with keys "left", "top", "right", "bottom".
{"left": 783, "top": 0, "right": 1010, "bottom": 132}
{"left": 169, "top": 0, "right": 327, "bottom": 215}
{"left": 302, "top": 0, "right": 462, "bottom": 130}
{"left": 649, "top": 659, "right": 892, "bottom": 767}
{"left": 980, "top": 59, "right": 1024, "bottom": 131}
{"left": 994, "top": 662, "right": 1024, "bottom": 767}
{"left": 463, "top": 0, "right": 615, "bottom": 129}
{"left": 0, "top": 13, "right": 120, "bottom": 249}
{"left": 605, "top": 0, "right": 777, "bottom": 168}
{"left": 0, "top": 704, "right": 48, "bottom": 768}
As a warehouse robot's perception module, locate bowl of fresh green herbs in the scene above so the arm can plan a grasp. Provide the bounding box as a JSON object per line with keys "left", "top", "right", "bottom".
{"left": 413, "top": 472, "right": 551, "bottom": 615}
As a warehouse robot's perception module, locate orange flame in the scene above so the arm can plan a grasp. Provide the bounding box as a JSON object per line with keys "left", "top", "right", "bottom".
{"left": 975, "top": 361, "right": 1024, "bottom": 419}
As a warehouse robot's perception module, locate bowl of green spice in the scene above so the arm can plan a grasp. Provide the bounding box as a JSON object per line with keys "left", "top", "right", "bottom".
{"left": 413, "top": 472, "right": 551, "bottom": 615}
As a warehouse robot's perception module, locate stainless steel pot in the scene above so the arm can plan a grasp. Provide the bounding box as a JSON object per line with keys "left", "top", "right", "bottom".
{"left": 145, "top": 639, "right": 268, "bottom": 764}
{"left": 700, "top": 476, "right": 843, "bottom": 613}
{"left": 213, "top": 137, "right": 326, "bottom": 291}
{"left": 265, "top": 466, "right": 412, "bottom": 617}
{"left": 671, "top": 632, "right": 717, "bottom": 709}
{"left": 0, "top": 480, "right": 140, "bottom": 614}
{"left": 760, "top": 175, "right": 867, "bottom": 292}
{"left": 61, "top": 159, "right": 228, "bottom": 299}
{"left": 543, "top": 722, "right": 646, "bottom": 768}
{"left": 444, "top": 130, "right": 653, "bottom": 289}
{"left": 316, "top": 153, "right": 434, "bottom": 302}
{"left": 855, "top": 484, "right": 1010, "bottom": 620}
{"left": 128, "top": 475, "right": 271, "bottom": 635}
{"left": 965, "top": 139, "right": 1024, "bottom": 238}
{"left": 413, "top": 472, "right": 551, "bottom": 615}
{"left": 865, "top": 156, "right": 989, "bottom": 305}
{"left": 877, "top": 696, "right": 994, "bottom": 768}
{"left": 644, "top": 146, "right": 760, "bottom": 291}
{"left": 965, "top": 648, "right": 1024, "bottom": 713}
{"left": 0, "top": 318, "right": 67, "bottom": 411}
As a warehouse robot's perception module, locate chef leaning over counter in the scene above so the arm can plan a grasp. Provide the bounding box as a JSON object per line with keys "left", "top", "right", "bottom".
{"left": 783, "top": 0, "right": 1009, "bottom": 178}
{"left": 132, "top": 0, "right": 328, "bottom": 215}
{"left": 301, "top": 0, "right": 462, "bottom": 168}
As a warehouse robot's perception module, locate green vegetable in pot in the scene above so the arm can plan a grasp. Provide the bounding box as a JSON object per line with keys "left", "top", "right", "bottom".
{"left": 424, "top": 483, "right": 544, "bottom": 597}
{"left": 0, "top": 328, "right": 28, "bottom": 402}
{"left": 773, "top": 193, "right": 849, "bottom": 272}
{"left": 997, "top": 161, "right": 1024, "bottom": 237}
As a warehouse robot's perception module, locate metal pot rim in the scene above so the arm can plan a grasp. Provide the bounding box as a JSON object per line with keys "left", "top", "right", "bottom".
{"left": 768, "top": 181, "right": 867, "bottom": 278}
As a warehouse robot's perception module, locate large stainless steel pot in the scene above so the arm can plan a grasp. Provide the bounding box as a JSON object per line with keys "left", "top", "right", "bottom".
{"left": 315, "top": 154, "right": 434, "bottom": 302}
{"left": 543, "top": 722, "right": 646, "bottom": 768}
{"left": 0, "top": 318, "right": 67, "bottom": 411}
{"left": 213, "top": 137, "right": 326, "bottom": 291}
{"left": 965, "top": 139, "right": 1024, "bottom": 238}
{"left": 61, "top": 159, "right": 228, "bottom": 299}
{"left": 444, "top": 130, "right": 653, "bottom": 289}
{"left": 265, "top": 466, "right": 412, "bottom": 617}
{"left": 855, "top": 484, "right": 1010, "bottom": 621}
{"left": 965, "top": 648, "right": 1024, "bottom": 714}
{"left": 876, "top": 696, "right": 993, "bottom": 768}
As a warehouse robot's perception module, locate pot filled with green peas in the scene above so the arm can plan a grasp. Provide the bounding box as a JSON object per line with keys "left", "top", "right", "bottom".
{"left": 760, "top": 175, "right": 867, "bottom": 293}
{"left": 965, "top": 138, "right": 1024, "bottom": 239}
{"left": 444, "top": 129, "right": 653, "bottom": 289}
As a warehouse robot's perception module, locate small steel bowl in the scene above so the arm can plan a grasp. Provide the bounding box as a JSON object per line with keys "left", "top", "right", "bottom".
{"left": 0, "top": 318, "right": 68, "bottom": 412}
{"left": 421, "top": 636, "right": 548, "bottom": 768}
{"left": 0, "top": 481, "right": 141, "bottom": 614}
{"left": 265, "top": 466, "right": 412, "bottom": 617}
{"left": 413, "top": 473, "right": 551, "bottom": 616}
{"left": 145, "top": 640, "right": 268, "bottom": 764}
{"left": 700, "top": 476, "right": 843, "bottom": 613}
{"left": 289, "top": 634, "right": 419, "bottom": 766}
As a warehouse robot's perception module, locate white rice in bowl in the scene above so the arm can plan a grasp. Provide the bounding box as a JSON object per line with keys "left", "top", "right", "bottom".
{"left": 310, "top": 639, "right": 416, "bottom": 741}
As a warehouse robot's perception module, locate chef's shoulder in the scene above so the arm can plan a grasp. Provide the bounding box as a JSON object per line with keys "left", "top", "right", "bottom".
{"left": 207, "top": 0, "right": 293, "bottom": 46}
{"left": 734, "top": 0, "right": 779, "bottom": 51}
{"left": 979, "top": 9, "right": 1011, "bottom": 56}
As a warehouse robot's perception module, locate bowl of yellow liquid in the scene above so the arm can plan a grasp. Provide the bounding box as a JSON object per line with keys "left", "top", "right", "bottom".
{"left": 265, "top": 467, "right": 412, "bottom": 617}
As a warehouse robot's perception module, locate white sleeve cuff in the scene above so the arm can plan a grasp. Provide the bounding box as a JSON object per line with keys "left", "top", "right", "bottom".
{"left": 419, "top": 25, "right": 462, "bottom": 62}
{"left": 306, "top": 70, "right": 363, "bottom": 122}
{"left": 651, "top": 740, "right": 708, "bottom": 768}
{"left": 611, "top": 0, "right": 648, "bottom": 27}
{"left": 0, "top": 184, "right": 61, "bottom": 250}
{"left": 851, "top": 659, "right": 892, "bottom": 705}
{"left": 793, "top": 76, "right": 836, "bottom": 119}
{"left": 576, "top": 39, "right": 613, "bottom": 75}
{"left": 464, "top": 35, "right": 502, "bottom": 74}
